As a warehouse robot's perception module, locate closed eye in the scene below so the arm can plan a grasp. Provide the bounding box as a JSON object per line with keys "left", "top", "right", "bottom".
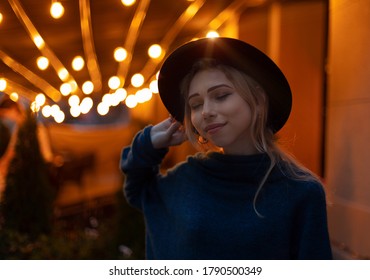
{"left": 215, "top": 93, "right": 231, "bottom": 101}
{"left": 189, "top": 101, "right": 203, "bottom": 110}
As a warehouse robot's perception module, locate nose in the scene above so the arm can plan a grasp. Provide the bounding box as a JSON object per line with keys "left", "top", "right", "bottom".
{"left": 201, "top": 100, "right": 216, "bottom": 119}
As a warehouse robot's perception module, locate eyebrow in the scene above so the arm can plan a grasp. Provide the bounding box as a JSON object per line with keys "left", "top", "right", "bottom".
{"left": 188, "top": 84, "right": 233, "bottom": 101}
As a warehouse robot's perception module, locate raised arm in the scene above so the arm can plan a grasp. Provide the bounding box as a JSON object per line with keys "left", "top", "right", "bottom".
{"left": 120, "top": 118, "right": 186, "bottom": 209}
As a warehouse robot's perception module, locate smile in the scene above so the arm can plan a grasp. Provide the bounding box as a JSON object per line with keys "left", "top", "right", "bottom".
{"left": 204, "top": 123, "right": 226, "bottom": 135}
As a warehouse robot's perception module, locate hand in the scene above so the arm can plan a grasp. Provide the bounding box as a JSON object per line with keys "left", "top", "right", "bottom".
{"left": 150, "top": 117, "right": 187, "bottom": 149}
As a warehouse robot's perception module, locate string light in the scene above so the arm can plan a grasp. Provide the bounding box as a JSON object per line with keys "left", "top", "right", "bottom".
{"left": 121, "top": 0, "right": 136, "bottom": 7}
{"left": 37, "top": 56, "right": 49, "bottom": 70}
{"left": 80, "top": 97, "right": 93, "bottom": 114}
{"left": 114, "top": 47, "right": 128, "bottom": 62}
{"left": 82, "top": 81, "right": 94, "bottom": 94}
{"left": 136, "top": 88, "right": 152, "bottom": 103}
{"left": 10, "top": 92, "right": 19, "bottom": 102}
{"left": 108, "top": 76, "right": 121, "bottom": 90}
{"left": 149, "top": 80, "right": 158, "bottom": 93}
{"left": 148, "top": 44, "right": 162, "bottom": 59}
{"left": 125, "top": 94, "right": 138, "bottom": 108}
{"left": 68, "top": 95, "right": 80, "bottom": 107}
{"left": 97, "top": 102, "right": 109, "bottom": 116}
{"left": 131, "top": 73, "right": 144, "bottom": 88}
{"left": 54, "top": 110, "right": 65, "bottom": 123}
{"left": 35, "top": 93, "right": 46, "bottom": 107}
{"left": 70, "top": 106, "right": 81, "bottom": 117}
{"left": 206, "top": 30, "right": 220, "bottom": 38}
{"left": 72, "top": 56, "right": 85, "bottom": 71}
{"left": 0, "top": 78, "right": 7, "bottom": 91}
{"left": 33, "top": 35, "right": 45, "bottom": 49}
{"left": 60, "top": 83, "right": 72, "bottom": 96}
{"left": 1, "top": 2, "right": 233, "bottom": 124}
{"left": 42, "top": 105, "right": 52, "bottom": 117}
{"left": 114, "top": 88, "right": 127, "bottom": 102}
{"left": 50, "top": 1, "right": 65, "bottom": 19}
{"left": 58, "top": 68, "right": 69, "bottom": 81}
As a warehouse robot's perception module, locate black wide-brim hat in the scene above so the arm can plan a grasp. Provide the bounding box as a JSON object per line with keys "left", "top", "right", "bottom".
{"left": 158, "top": 37, "right": 292, "bottom": 133}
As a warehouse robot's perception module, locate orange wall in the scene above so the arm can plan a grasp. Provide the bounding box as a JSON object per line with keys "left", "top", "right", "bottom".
{"left": 240, "top": 1, "right": 327, "bottom": 176}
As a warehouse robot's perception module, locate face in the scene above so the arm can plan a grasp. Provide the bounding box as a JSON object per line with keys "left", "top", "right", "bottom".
{"left": 188, "top": 69, "right": 258, "bottom": 155}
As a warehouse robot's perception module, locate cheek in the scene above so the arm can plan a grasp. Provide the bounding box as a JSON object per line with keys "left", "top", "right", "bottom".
{"left": 190, "top": 112, "right": 201, "bottom": 131}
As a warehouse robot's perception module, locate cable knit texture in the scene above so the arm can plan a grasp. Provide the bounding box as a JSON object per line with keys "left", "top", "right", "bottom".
{"left": 120, "top": 126, "right": 332, "bottom": 260}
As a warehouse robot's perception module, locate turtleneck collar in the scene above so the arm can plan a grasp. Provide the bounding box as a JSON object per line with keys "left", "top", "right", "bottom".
{"left": 188, "top": 152, "right": 286, "bottom": 183}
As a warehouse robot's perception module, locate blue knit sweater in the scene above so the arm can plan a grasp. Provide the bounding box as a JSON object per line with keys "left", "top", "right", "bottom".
{"left": 120, "top": 126, "right": 332, "bottom": 260}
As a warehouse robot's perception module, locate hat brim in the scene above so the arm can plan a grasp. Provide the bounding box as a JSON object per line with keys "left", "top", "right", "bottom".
{"left": 158, "top": 37, "right": 292, "bottom": 133}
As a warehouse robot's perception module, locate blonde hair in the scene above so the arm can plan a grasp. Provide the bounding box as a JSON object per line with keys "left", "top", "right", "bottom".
{"left": 180, "top": 58, "right": 320, "bottom": 217}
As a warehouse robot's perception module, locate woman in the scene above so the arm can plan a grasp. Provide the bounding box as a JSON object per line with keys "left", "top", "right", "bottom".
{"left": 120, "top": 37, "right": 332, "bottom": 259}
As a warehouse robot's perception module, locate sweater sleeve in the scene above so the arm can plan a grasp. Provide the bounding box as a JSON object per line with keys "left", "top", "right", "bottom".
{"left": 293, "top": 182, "right": 332, "bottom": 259}
{"left": 120, "top": 126, "right": 169, "bottom": 210}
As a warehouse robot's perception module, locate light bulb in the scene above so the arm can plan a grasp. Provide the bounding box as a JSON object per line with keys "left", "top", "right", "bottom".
{"left": 50, "top": 2, "right": 65, "bottom": 19}
{"left": 131, "top": 73, "right": 144, "bottom": 88}
{"left": 121, "top": 0, "right": 136, "bottom": 7}
{"left": 37, "top": 56, "right": 49, "bottom": 70}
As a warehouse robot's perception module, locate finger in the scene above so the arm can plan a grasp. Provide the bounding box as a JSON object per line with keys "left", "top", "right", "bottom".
{"left": 167, "top": 121, "right": 182, "bottom": 136}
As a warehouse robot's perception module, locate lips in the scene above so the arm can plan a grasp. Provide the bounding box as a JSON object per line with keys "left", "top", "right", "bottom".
{"left": 204, "top": 123, "right": 226, "bottom": 135}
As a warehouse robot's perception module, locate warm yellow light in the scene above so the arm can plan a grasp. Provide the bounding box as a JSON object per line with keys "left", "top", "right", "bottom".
{"left": 37, "top": 56, "right": 49, "bottom": 70}
{"left": 50, "top": 2, "right": 65, "bottom": 19}
{"left": 149, "top": 80, "right": 158, "bottom": 93}
{"left": 102, "top": 93, "right": 113, "bottom": 105}
{"left": 68, "top": 95, "right": 80, "bottom": 107}
{"left": 109, "top": 92, "right": 122, "bottom": 107}
{"left": 206, "top": 31, "right": 220, "bottom": 38}
{"left": 60, "top": 83, "right": 72, "bottom": 96}
{"left": 58, "top": 68, "right": 69, "bottom": 81}
{"left": 97, "top": 102, "right": 109, "bottom": 116}
{"left": 0, "top": 78, "right": 7, "bottom": 91}
{"left": 131, "top": 73, "right": 144, "bottom": 88}
{"left": 42, "top": 105, "right": 52, "bottom": 117}
{"left": 0, "top": 13, "right": 4, "bottom": 24}
{"left": 80, "top": 97, "right": 93, "bottom": 114}
{"left": 30, "top": 101, "right": 39, "bottom": 112}
{"left": 114, "top": 47, "right": 128, "bottom": 62}
{"left": 33, "top": 35, "right": 45, "bottom": 49}
{"left": 10, "top": 92, "right": 19, "bottom": 102}
{"left": 69, "top": 81, "right": 78, "bottom": 92}
{"left": 108, "top": 76, "right": 121, "bottom": 90}
{"left": 82, "top": 81, "right": 94, "bottom": 94}
{"left": 121, "top": 0, "right": 136, "bottom": 7}
{"left": 114, "top": 88, "right": 127, "bottom": 102}
{"left": 125, "top": 94, "right": 138, "bottom": 108}
{"left": 70, "top": 106, "right": 81, "bottom": 118}
{"left": 136, "top": 88, "right": 152, "bottom": 103}
{"left": 35, "top": 93, "right": 46, "bottom": 107}
{"left": 72, "top": 56, "right": 85, "bottom": 71}
{"left": 50, "top": 104, "right": 60, "bottom": 115}
{"left": 54, "top": 110, "right": 65, "bottom": 123}
{"left": 148, "top": 44, "right": 162, "bottom": 59}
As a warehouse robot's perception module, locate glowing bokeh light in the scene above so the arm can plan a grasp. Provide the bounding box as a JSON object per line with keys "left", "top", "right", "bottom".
{"left": 121, "top": 0, "right": 136, "bottom": 7}
{"left": 82, "top": 81, "right": 94, "bottom": 94}
{"left": 114, "top": 47, "right": 128, "bottom": 62}
{"left": 37, "top": 56, "right": 49, "bottom": 70}
{"left": 131, "top": 73, "right": 144, "bottom": 88}
{"left": 50, "top": 2, "right": 65, "bottom": 19}
{"left": 68, "top": 95, "right": 80, "bottom": 107}
{"left": 0, "top": 78, "right": 7, "bottom": 91}
{"left": 108, "top": 76, "right": 121, "bottom": 90}
{"left": 72, "top": 56, "right": 85, "bottom": 71}
{"left": 125, "top": 94, "right": 138, "bottom": 108}
{"left": 148, "top": 44, "right": 162, "bottom": 59}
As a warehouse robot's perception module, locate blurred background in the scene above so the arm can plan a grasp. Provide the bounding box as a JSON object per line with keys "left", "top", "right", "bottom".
{"left": 0, "top": 0, "right": 369, "bottom": 259}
